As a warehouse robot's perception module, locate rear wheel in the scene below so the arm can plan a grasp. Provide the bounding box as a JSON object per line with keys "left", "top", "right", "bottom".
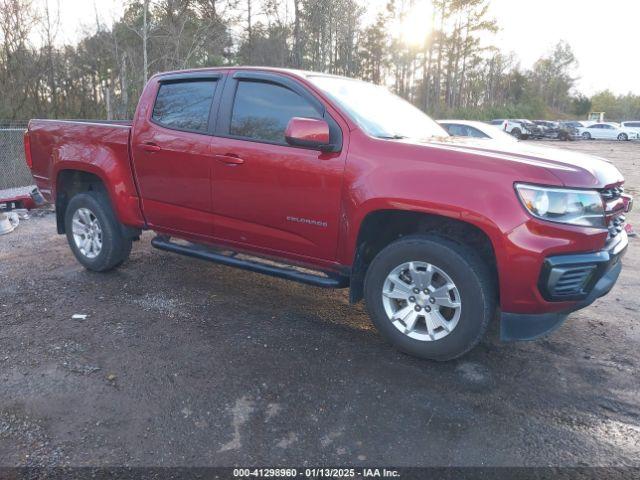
{"left": 510, "top": 128, "right": 522, "bottom": 139}
{"left": 364, "top": 235, "right": 495, "bottom": 361}
{"left": 65, "top": 191, "right": 132, "bottom": 272}
{"left": 618, "top": 133, "right": 628, "bottom": 141}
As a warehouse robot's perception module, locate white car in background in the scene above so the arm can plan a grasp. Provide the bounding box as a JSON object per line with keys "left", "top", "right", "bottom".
{"left": 578, "top": 122, "right": 639, "bottom": 141}
{"left": 438, "top": 120, "right": 519, "bottom": 143}
{"left": 489, "top": 119, "right": 532, "bottom": 139}
{"left": 621, "top": 121, "right": 640, "bottom": 134}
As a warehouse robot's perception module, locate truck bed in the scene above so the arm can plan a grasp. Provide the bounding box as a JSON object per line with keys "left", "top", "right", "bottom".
{"left": 27, "top": 119, "right": 132, "bottom": 201}
{"left": 26, "top": 119, "right": 144, "bottom": 228}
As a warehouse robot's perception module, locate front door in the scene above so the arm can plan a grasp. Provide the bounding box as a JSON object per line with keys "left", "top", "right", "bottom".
{"left": 131, "top": 75, "right": 222, "bottom": 239}
{"left": 210, "top": 73, "right": 346, "bottom": 261}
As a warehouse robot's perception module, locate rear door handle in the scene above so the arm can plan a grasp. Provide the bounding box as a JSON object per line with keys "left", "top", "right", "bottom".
{"left": 140, "top": 143, "right": 161, "bottom": 153}
{"left": 215, "top": 154, "right": 245, "bottom": 165}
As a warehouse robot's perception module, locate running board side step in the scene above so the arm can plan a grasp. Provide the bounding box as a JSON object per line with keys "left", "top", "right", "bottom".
{"left": 151, "top": 236, "right": 349, "bottom": 289}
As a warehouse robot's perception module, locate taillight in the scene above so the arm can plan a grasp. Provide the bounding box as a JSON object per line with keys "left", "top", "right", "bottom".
{"left": 23, "top": 130, "right": 33, "bottom": 169}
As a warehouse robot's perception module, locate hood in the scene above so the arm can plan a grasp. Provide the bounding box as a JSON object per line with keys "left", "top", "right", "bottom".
{"left": 412, "top": 136, "right": 624, "bottom": 189}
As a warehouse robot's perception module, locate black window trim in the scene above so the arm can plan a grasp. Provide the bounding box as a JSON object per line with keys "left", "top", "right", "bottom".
{"left": 214, "top": 71, "right": 343, "bottom": 152}
{"left": 150, "top": 72, "right": 225, "bottom": 136}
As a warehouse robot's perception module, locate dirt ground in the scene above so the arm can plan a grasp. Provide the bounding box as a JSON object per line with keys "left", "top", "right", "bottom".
{"left": 0, "top": 140, "right": 639, "bottom": 468}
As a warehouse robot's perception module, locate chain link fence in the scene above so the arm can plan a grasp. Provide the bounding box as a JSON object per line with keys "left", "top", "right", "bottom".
{"left": 0, "top": 121, "right": 33, "bottom": 191}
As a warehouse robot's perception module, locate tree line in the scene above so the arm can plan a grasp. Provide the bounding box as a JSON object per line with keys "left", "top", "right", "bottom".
{"left": 1, "top": 0, "right": 639, "bottom": 122}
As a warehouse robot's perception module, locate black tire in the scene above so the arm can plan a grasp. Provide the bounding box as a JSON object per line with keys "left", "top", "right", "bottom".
{"left": 510, "top": 128, "right": 522, "bottom": 139}
{"left": 364, "top": 235, "right": 496, "bottom": 361}
{"left": 64, "top": 191, "right": 132, "bottom": 272}
{"left": 582, "top": 132, "right": 591, "bottom": 140}
{"left": 618, "top": 133, "right": 628, "bottom": 141}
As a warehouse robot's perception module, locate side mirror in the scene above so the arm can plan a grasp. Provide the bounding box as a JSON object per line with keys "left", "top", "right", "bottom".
{"left": 285, "top": 117, "right": 332, "bottom": 151}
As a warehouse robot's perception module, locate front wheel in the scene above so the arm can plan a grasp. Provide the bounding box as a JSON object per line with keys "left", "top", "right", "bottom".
{"left": 582, "top": 132, "right": 591, "bottom": 140}
{"left": 510, "top": 128, "right": 522, "bottom": 139}
{"left": 364, "top": 235, "right": 496, "bottom": 361}
{"left": 618, "top": 133, "right": 628, "bottom": 141}
{"left": 65, "top": 191, "right": 132, "bottom": 272}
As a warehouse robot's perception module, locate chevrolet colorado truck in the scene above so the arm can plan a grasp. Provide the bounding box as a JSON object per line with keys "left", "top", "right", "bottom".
{"left": 24, "top": 67, "right": 632, "bottom": 360}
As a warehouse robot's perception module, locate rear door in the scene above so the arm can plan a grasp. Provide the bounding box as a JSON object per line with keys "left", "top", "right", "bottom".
{"left": 601, "top": 124, "right": 617, "bottom": 139}
{"left": 209, "top": 71, "right": 347, "bottom": 261}
{"left": 131, "top": 73, "right": 224, "bottom": 239}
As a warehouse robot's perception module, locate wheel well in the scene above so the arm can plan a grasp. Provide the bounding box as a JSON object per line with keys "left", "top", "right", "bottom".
{"left": 349, "top": 210, "right": 498, "bottom": 303}
{"left": 55, "top": 170, "right": 106, "bottom": 234}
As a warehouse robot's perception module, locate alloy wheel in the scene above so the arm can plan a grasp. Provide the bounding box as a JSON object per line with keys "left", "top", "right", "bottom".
{"left": 382, "top": 261, "right": 462, "bottom": 341}
{"left": 71, "top": 207, "right": 103, "bottom": 259}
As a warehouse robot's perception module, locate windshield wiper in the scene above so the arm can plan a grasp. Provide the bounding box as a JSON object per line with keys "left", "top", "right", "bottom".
{"left": 375, "top": 134, "right": 407, "bottom": 139}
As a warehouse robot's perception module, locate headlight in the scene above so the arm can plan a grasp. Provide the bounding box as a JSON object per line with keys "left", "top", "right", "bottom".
{"left": 515, "top": 183, "right": 605, "bottom": 228}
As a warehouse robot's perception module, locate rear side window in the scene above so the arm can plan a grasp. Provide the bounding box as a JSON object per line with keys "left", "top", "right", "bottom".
{"left": 464, "top": 126, "right": 489, "bottom": 138}
{"left": 152, "top": 80, "right": 217, "bottom": 133}
{"left": 627, "top": 122, "right": 640, "bottom": 127}
{"left": 230, "top": 81, "right": 321, "bottom": 143}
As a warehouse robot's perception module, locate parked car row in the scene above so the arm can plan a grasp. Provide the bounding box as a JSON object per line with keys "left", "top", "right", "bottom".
{"left": 533, "top": 121, "right": 582, "bottom": 141}
{"left": 539, "top": 120, "right": 640, "bottom": 141}
{"left": 439, "top": 118, "right": 640, "bottom": 142}
{"left": 488, "top": 119, "right": 540, "bottom": 139}
{"left": 438, "top": 120, "right": 519, "bottom": 143}
{"left": 578, "top": 122, "right": 640, "bottom": 141}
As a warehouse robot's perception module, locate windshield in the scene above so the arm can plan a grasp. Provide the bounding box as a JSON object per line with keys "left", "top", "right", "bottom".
{"left": 308, "top": 75, "right": 448, "bottom": 140}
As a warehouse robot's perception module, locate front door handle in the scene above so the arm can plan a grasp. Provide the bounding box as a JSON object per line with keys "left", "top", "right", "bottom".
{"left": 140, "top": 143, "right": 162, "bottom": 153}
{"left": 215, "top": 154, "right": 245, "bottom": 165}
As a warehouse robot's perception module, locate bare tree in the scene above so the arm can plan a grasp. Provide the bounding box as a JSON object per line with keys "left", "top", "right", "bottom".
{"left": 0, "top": 0, "right": 596, "bottom": 122}
{"left": 143, "top": 0, "right": 150, "bottom": 83}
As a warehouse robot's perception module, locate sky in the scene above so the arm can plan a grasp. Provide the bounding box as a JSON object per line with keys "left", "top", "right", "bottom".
{"left": 46, "top": 0, "right": 640, "bottom": 96}
{"left": 487, "top": 0, "right": 640, "bottom": 95}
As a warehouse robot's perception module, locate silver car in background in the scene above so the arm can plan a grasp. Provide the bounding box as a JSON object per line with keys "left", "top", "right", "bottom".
{"left": 438, "top": 120, "right": 520, "bottom": 143}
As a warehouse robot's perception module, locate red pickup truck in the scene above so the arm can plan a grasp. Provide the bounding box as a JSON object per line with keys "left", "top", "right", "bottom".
{"left": 24, "top": 67, "right": 632, "bottom": 360}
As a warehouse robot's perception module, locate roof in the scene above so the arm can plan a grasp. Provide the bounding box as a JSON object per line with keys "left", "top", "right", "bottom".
{"left": 151, "top": 66, "right": 349, "bottom": 82}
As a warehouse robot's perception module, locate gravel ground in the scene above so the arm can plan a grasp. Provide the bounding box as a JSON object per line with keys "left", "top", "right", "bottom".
{"left": 0, "top": 140, "right": 638, "bottom": 468}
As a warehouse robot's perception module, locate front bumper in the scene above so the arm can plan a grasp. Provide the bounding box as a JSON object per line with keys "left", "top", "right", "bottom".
{"left": 501, "top": 230, "right": 628, "bottom": 341}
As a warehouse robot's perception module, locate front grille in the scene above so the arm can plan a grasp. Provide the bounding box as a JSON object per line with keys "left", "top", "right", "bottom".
{"left": 550, "top": 266, "right": 596, "bottom": 297}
